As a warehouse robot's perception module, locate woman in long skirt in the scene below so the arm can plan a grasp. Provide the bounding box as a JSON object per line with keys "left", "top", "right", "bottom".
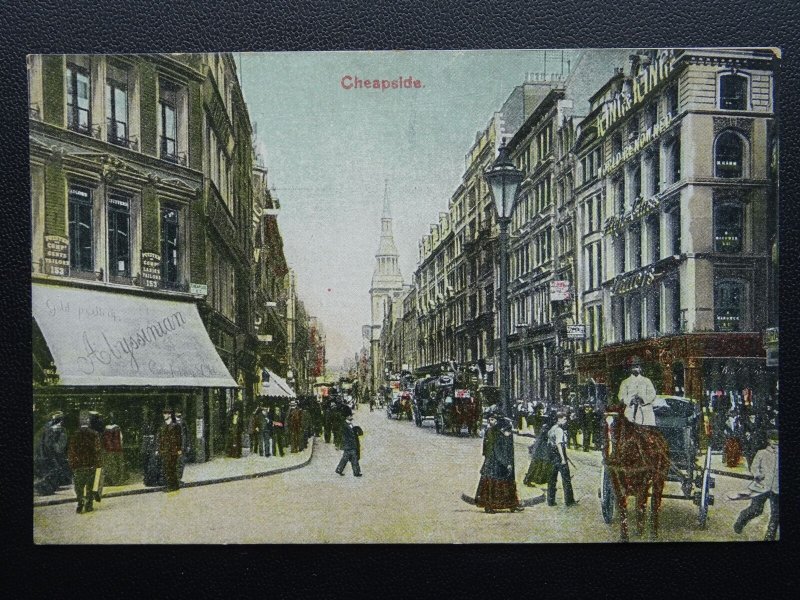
{"left": 523, "top": 410, "right": 556, "bottom": 486}
{"left": 475, "top": 413, "right": 524, "bottom": 513}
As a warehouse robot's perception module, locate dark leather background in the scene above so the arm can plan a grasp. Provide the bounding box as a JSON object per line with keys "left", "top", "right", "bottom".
{"left": 2, "top": 0, "right": 798, "bottom": 594}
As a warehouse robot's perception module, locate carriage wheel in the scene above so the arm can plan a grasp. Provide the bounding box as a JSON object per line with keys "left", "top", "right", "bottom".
{"left": 698, "top": 446, "right": 715, "bottom": 529}
{"left": 413, "top": 407, "right": 422, "bottom": 427}
{"left": 600, "top": 464, "right": 615, "bottom": 524}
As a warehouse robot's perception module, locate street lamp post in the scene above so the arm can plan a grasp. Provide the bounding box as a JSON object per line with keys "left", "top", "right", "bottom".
{"left": 484, "top": 141, "right": 524, "bottom": 423}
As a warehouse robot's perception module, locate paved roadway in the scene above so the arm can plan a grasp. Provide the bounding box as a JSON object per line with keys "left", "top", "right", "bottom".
{"left": 33, "top": 407, "right": 772, "bottom": 543}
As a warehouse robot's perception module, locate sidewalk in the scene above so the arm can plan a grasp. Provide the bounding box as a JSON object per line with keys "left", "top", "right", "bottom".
{"left": 34, "top": 437, "right": 315, "bottom": 507}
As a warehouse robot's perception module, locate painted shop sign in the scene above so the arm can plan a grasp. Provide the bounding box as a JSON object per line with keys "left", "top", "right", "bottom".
{"left": 596, "top": 50, "right": 674, "bottom": 137}
{"left": 44, "top": 235, "right": 69, "bottom": 276}
{"left": 598, "top": 111, "right": 676, "bottom": 178}
{"left": 141, "top": 252, "right": 161, "bottom": 288}
{"left": 190, "top": 282, "right": 208, "bottom": 296}
{"left": 604, "top": 193, "right": 663, "bottom": 236}
{"left": 610, "top": 265, "right": 662, "bottom": 296}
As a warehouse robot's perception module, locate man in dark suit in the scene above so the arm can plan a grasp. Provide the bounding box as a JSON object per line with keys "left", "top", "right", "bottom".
{"left": 67, "top": 410, "right": 102, "bottom": 513}
{"left": 335, "top": 414, "right": 364, "bottom": 477}
{"left": 157, "top": 408, "right": 183, "bottom": 492}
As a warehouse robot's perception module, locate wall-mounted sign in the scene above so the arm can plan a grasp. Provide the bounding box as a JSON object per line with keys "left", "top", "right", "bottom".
{"left": 141, "top": 252, "right": 161, "bottom": 289}
{"left": 610, "top": 265, "right": 658, "bottom": 296}
{"left": 596, "top": 51, "right": 674, "bottom": 137}
{"left": 196, "top": 418, "right": 204, "bottom": 439}
{"left": 44, "top": 235, "right": 69, "bottom": 276}
{"left": 598, "top": 112, "right": 676, "bottom": 178}
{"left": 566, "top": 324, "right": 586, "bottom": 340}
{"left": 190, "top": 283, "right": 208, "bottom": 296}
{"left": 455, "top": 389, "right": 471, "bottom": 398}
{"left": 550, "top": 280, "right": 571, "bottom": 301}
{"left": 257, "top": 334, "right": 273, "bottom": 343}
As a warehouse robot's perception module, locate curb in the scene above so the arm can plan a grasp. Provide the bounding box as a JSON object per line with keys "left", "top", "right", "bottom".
{"left": 33, "top": 437, "right": 316, "bottom": 508}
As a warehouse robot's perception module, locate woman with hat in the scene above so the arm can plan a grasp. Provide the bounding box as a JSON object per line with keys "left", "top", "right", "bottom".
{"left": 474, "top": 412, "right": 524, "bottom": 513}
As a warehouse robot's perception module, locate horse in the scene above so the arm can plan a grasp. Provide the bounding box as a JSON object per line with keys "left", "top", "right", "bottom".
{"left": 604, "top": 404, "right": 670, "bottom": 541}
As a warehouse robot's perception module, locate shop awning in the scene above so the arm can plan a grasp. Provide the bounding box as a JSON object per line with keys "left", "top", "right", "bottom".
{"left": 32, "top": 283, "right": 238, "bottom": 388}
{"left": 257, "top": 368, "right": 296, "bottom": 399}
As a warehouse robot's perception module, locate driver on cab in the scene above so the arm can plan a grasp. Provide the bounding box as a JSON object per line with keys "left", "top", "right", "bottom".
{"left": 618, "top": 356, "right": 657, "bottom": 426}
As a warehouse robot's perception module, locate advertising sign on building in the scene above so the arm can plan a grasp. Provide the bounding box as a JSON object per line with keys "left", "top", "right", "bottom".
{"left": 190, "top": 283, "right": 208, "bottom": 296}
{"left": 455, "top": 389, "right": 471, "bottom": 398}
{"left": 550, "top": 280, "right": 571, "bottom": 301}
{"left": 566, "top": 324, "right": 586, "bottom": 339}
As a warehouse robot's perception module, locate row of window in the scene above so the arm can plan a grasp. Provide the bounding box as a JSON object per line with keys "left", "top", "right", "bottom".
{"left": 67, "top": 184, "right": 180, "bottom": 285}
{"left": 64, "top": 61, "right": 182, "bottom": 163}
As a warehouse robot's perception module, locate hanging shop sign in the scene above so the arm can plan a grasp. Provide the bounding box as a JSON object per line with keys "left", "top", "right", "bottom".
{"left": 550, "top": 280, "right": 571, "bottom": 301}
{"left": 596, "top": 50, "right": 675, "bottom": 137}
{"left": 566, "top": 324, "right": 587, "bottom": 340}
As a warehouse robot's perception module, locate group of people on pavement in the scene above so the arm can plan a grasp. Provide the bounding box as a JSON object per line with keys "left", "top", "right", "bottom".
{"left": 473, "top": 357, "right": 779, "bottom": 540}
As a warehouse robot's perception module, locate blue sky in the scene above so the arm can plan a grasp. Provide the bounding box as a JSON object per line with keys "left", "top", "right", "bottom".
{"left": 239, "top": 49, "right": 582, "bottom": 368}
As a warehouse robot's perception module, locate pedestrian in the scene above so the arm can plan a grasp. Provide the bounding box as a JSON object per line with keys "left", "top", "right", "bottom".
{"left": 270, "top": 405, "right": 286, "bottom": 457}
{"left": 226, "top": 405, "right": 243, "bottom": 458}
{"left": 287, "top": 400, "right": 303, "bottom": 453}
{"left": 734, "top": 430, "right": 779, "bottom": 540}
{"left": 259, "top": 406, "right": 273, "bottom": 457}
{"left": 101, "top": 418, "right": 127, "bottom": 486}
{"left": 581, "top": 404, "right": 594, "bottom": 452}
{"left": 323, "top": 399, "right": 334, "bottom": 443}
{"left": 157, "top": 408, "right": 183, "bottom": 492}
{"left": 523, "top": 411, "right": 556, "bottom": 487}
{"left": 88, "top": 411, "right": 105, "bottom": 503}
{"left": 618, "top": 356, "right": 657, "bottom": 426}
{"left": 67, "top": 410, "right": 102, "bottom": 513}
{"left": 175, "top": 411, "right": 191, "bottom": 479}
{"left": 567, "top": 408, "right": 580, "bottom": 450}
{"left": 249, "top": 406, "right": 262, "bottom": 456}
{"left": 475, "top": 412, "right": 524, "bottom": 513}
{"left": 743, "top": 413, "right": 768, "bottom": 468}
{"left": 335, "top": 414, "right": 364, "bottom": 477}
{"left": 546, "top": 411, "right": 577, "bottom": 507}
{"left": 34, "top": 411, "right": 71, "bottom": 495}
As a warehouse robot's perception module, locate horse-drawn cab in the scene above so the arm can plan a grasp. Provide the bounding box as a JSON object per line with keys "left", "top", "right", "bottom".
{"left": 432, "top": 373, "right": 482, "bottom": 436}
{"left": 412, "top": 376, "right": 439, "bottom": 427}
{"left": 599, "top": 396, "right": 715, "bottom": 540}
{"left": 386, "top": 390, "right": 414, "bottom": 420}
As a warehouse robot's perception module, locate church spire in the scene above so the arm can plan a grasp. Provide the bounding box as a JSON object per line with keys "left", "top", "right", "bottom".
{"left": 371, "top": 182, "right": 403, "bottom": 290}
{"left": 382, "top": 179, "right": 390, "bottom": 218}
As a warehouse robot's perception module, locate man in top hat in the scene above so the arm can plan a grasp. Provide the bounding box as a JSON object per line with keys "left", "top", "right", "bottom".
{"left": 618, "top": 356, "right": 657, "bottom": 426}
{"left": 156, "top": 408, "right": 183, "bottom": 492}
{"left": 287, "top": 399, "right": 303, "bottom": 453}
{"left": 67, "top": 410, "right": 102, "bottom": 513}
{"left": 335, "top": 413, "right": 364, "bottom": 477}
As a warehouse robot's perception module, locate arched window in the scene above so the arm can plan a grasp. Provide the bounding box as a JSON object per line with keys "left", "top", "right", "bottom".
{"left": 720, "top": 74, "right": 748, "bottom": 110}
{"left": 714, "top": 279, "right": 747, "bottom": 332}
{"left": 715, "top": 130, "right": 745, "bottom": 178}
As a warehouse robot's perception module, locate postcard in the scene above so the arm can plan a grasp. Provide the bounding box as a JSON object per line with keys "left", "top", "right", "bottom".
{"left": 31, "top": 48, "right": 779, "bottom": 543}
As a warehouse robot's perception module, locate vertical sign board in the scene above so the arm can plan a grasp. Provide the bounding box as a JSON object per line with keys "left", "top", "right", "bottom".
{"left": 550, "top": 280, "right": 571, "bottom": 301}
{"left": 44, "top": 235, "right": 69, "bottom": 276}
